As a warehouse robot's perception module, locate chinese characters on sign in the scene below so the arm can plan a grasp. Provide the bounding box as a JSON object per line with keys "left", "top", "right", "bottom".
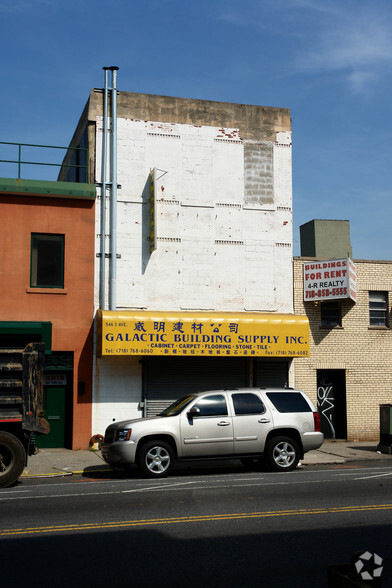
{"left": 99, "top": 312, "right": 309, "bottom": 358}
{"left": 303, "top": 258, "right": 357, "bottom": 302}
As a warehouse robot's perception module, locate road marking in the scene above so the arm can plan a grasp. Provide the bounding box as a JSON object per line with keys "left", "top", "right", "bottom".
{"left": 122, "top": 481, "right": 196, "bottom": 493}
{"left": 0, "top": 489, "right": 31, "bottom": 494}
{"left": 354, "top": 473, "right": 392, "bottom": 480}
{"left": 11, "top": 464, "right": 392, "bottom": 491}
{"left": 2, "top": 465, "right": 391, "bottom": 500}
{"left": 1, "top": 503, "right": 392, "bottom": 537}
{"left": 335, "top": 468, "right": 392, "bottom": 477}
{"left": 0, "top": 491, "right": 119, "bottom": 500}
{"left": 2, "top": 470, "right": 392, "bottom": 501}
{"left": 320, "top": 465, "right": 392, "bottom": 473}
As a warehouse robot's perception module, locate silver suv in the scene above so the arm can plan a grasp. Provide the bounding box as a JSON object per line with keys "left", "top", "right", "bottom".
{"left": 101, "top": 388, "right": 324, "bottom": 478}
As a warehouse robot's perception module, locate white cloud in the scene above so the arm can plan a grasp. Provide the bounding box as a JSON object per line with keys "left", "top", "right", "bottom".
{"left": 292, "top": 1, "right": 392, "bottom": 93}
{"left": 215, "top": 0, "right": 392, "bottom": 94}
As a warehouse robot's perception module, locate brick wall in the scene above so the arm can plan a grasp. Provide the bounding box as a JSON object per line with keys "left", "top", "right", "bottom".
{"left": 95, "top": 118, "right": 293, "bottom": 315}
{"left": 294, "top": 257, "right": 392, "bottom": 440}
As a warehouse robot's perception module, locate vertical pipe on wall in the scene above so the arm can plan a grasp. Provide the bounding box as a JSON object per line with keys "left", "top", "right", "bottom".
{"left": 99, "top": 67, "right": 109, "bottom": 310}
{"left": 109, "top": 66, "right": 119, "bottom": 311}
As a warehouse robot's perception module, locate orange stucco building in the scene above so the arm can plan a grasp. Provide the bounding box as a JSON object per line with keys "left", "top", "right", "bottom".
{"left": 0, "top": 178, "right": 96, "bottom": 449}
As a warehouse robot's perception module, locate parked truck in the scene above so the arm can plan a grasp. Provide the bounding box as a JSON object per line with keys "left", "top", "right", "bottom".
{"left": 0, "top": 343, "right": 49, "bottom": 487}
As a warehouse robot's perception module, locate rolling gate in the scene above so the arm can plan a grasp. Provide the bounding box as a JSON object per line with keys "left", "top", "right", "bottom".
{"left": 143, "top": 356, "right": 289, "bottom": 417}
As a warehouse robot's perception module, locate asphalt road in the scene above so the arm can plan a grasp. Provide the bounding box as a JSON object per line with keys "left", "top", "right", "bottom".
{"left": 1, "top": 462, "right": 392, "bottom": 588}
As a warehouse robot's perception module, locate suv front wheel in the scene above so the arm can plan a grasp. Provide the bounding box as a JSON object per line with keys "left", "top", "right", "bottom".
{"left": 138, "top": 440, "right": 175, "bottom": 478}
{"left": 265, "top": 436, "right": 300, "bottom": 472}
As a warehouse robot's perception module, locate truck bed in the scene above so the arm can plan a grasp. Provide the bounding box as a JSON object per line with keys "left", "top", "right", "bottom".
{"left": 0, "top": 349, "right": 24, "bottom": 422}
{"left": 0, "top": 344, "right": 46, "bottom": 431}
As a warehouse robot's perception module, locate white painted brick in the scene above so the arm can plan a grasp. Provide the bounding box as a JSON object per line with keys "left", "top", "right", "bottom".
{"left": 92, "top": 115, "right": 293, "bottom": 433}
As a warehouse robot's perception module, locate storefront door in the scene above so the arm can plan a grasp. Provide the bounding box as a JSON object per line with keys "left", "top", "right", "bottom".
{"left": 317, "top": 370, "right": 347, "bottom": 439}
{"left": 36, "top": 386, "right": 66, "bottom": 448}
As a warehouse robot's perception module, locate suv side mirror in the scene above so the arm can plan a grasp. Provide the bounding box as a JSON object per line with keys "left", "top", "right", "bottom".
{"left": 187, "top": 406, "right": 200, "bottom": 418}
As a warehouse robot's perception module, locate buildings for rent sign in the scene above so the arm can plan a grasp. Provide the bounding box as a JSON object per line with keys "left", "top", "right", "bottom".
{"left": 303, "top": 258, "right": 357, "bottom": 302}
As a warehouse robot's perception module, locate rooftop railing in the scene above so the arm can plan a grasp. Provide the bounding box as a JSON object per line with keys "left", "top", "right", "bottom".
{"left": 0, "top": 141, "right": 88, "bottom": 182}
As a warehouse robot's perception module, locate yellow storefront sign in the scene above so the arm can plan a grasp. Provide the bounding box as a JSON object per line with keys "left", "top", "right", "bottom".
{"left": 97, "top": 310, "right": 309, "bottom": 358}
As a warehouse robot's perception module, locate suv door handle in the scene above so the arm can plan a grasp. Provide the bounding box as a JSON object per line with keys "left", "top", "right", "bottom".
{"left": 217, "top": 421, "right": 231, "bottom": 426}
{"left": 258, "top": 418, "right": 271, "bottom": 423}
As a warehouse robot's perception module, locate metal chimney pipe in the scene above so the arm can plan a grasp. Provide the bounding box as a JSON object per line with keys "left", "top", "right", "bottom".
{"left": 109, "top": 66, "right": 119, "bottom": 311}
{"left": 99, "top": 67, "right": 110, "bottom": 310}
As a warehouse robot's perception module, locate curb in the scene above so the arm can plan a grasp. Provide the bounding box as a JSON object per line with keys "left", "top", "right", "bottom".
{"left": 20, "top": 466, "right": 112, "bottom": 480}
{"left": 20, "top": 471, "right": 73, "bottom": 479}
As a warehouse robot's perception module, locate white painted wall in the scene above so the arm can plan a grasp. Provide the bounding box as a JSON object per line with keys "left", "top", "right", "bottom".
{"left": 92, "top": 116, "right": 293, "bottom": 435}
{"left": 92, "top": 354, "right": 142, "bottom": 435}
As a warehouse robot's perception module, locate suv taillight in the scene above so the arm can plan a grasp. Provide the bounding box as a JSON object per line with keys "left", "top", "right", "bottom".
{"left": 313, "top": 411, "right": 321, "bottom": 432}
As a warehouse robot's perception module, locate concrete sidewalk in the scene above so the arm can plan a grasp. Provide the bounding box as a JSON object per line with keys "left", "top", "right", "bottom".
{"left": 20, "top": 447, "right": 108, "bottom": 480}
{"left": 18, "top": 440, "right": 392, "bottom": 481}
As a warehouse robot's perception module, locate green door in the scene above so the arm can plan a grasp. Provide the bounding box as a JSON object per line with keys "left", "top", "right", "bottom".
{"left": 36, "top": 386, "right": 66, "bottom": 448}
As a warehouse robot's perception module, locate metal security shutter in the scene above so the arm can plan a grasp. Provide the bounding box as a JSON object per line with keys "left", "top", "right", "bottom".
{"left": 253, "top": 359, "right": 289, "bottom": 388}
{"left": 144, "top": 356, "right": 249, "bottom": 416}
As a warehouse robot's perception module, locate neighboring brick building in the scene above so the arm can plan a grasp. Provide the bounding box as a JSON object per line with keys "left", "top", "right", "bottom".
{"left": 0, "top": 178, "right": 96, "bottom": 449}
{"left": 64, "top": 79, "right": 308, "bottom": 436}
{"left": 293, "top": 221, "right": 392, "bottom": 441}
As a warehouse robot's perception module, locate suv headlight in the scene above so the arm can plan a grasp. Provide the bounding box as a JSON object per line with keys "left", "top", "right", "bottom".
{"left": 115, "top": 429, "right": 132, "bottom": 442}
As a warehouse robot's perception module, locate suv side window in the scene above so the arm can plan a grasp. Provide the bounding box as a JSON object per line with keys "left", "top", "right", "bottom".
{"left": 193, "top": 394, "right": 228, "bottom": 417}
{"left": 232, "top": 393, "right": 265, "bottom": 415}
{"left": 266, "top": 392, "right": 311, "bottom": 413}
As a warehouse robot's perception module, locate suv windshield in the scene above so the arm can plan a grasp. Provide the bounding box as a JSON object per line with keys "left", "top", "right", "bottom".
{"left": 159, "top": 395, "right": 196, "bottom": 416}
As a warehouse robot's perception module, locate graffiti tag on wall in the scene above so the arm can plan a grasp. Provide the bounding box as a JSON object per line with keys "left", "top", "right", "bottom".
{"left": 317, "top": 374, "right": 335, "bottom": 438}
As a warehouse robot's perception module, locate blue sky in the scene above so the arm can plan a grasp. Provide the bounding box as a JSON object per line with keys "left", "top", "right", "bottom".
{"left": 1, "top": 0, "right": 392, "bottom": 259}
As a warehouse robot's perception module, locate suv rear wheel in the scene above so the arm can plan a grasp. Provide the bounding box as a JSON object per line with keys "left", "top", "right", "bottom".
{"left": 265, "top": 436, "right": 300, "bottom": 472}
{"left": 138, "top": 440, "right": 175, "bottom": 478}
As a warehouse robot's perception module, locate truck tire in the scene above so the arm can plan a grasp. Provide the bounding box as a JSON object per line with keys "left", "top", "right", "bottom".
{"left": 0, "top": 432, "right": 26, "bottom": 488}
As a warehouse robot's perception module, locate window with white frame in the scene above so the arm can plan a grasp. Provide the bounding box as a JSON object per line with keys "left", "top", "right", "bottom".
{"left": 369, "top": 291, "right": 388, "bottom": 327}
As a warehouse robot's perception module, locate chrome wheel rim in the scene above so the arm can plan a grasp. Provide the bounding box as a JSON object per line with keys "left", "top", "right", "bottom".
{"left": 272, "top": 441, "right": 296, "bottom": 468}
{"left": 145, "top": 446, "right": 171, "bottom": 474}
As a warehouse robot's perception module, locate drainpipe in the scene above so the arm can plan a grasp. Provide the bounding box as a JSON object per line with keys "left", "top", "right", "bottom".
{"left": 99, "top": 67, "right": 110, "bottom": 310}
{"left": 109, "top": 66, "right": 119, "bottom": 311}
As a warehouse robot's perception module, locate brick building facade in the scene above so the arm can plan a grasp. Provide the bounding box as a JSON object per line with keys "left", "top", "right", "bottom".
{"left": 294, "top": 256, "right": 392, "bottom": 441}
